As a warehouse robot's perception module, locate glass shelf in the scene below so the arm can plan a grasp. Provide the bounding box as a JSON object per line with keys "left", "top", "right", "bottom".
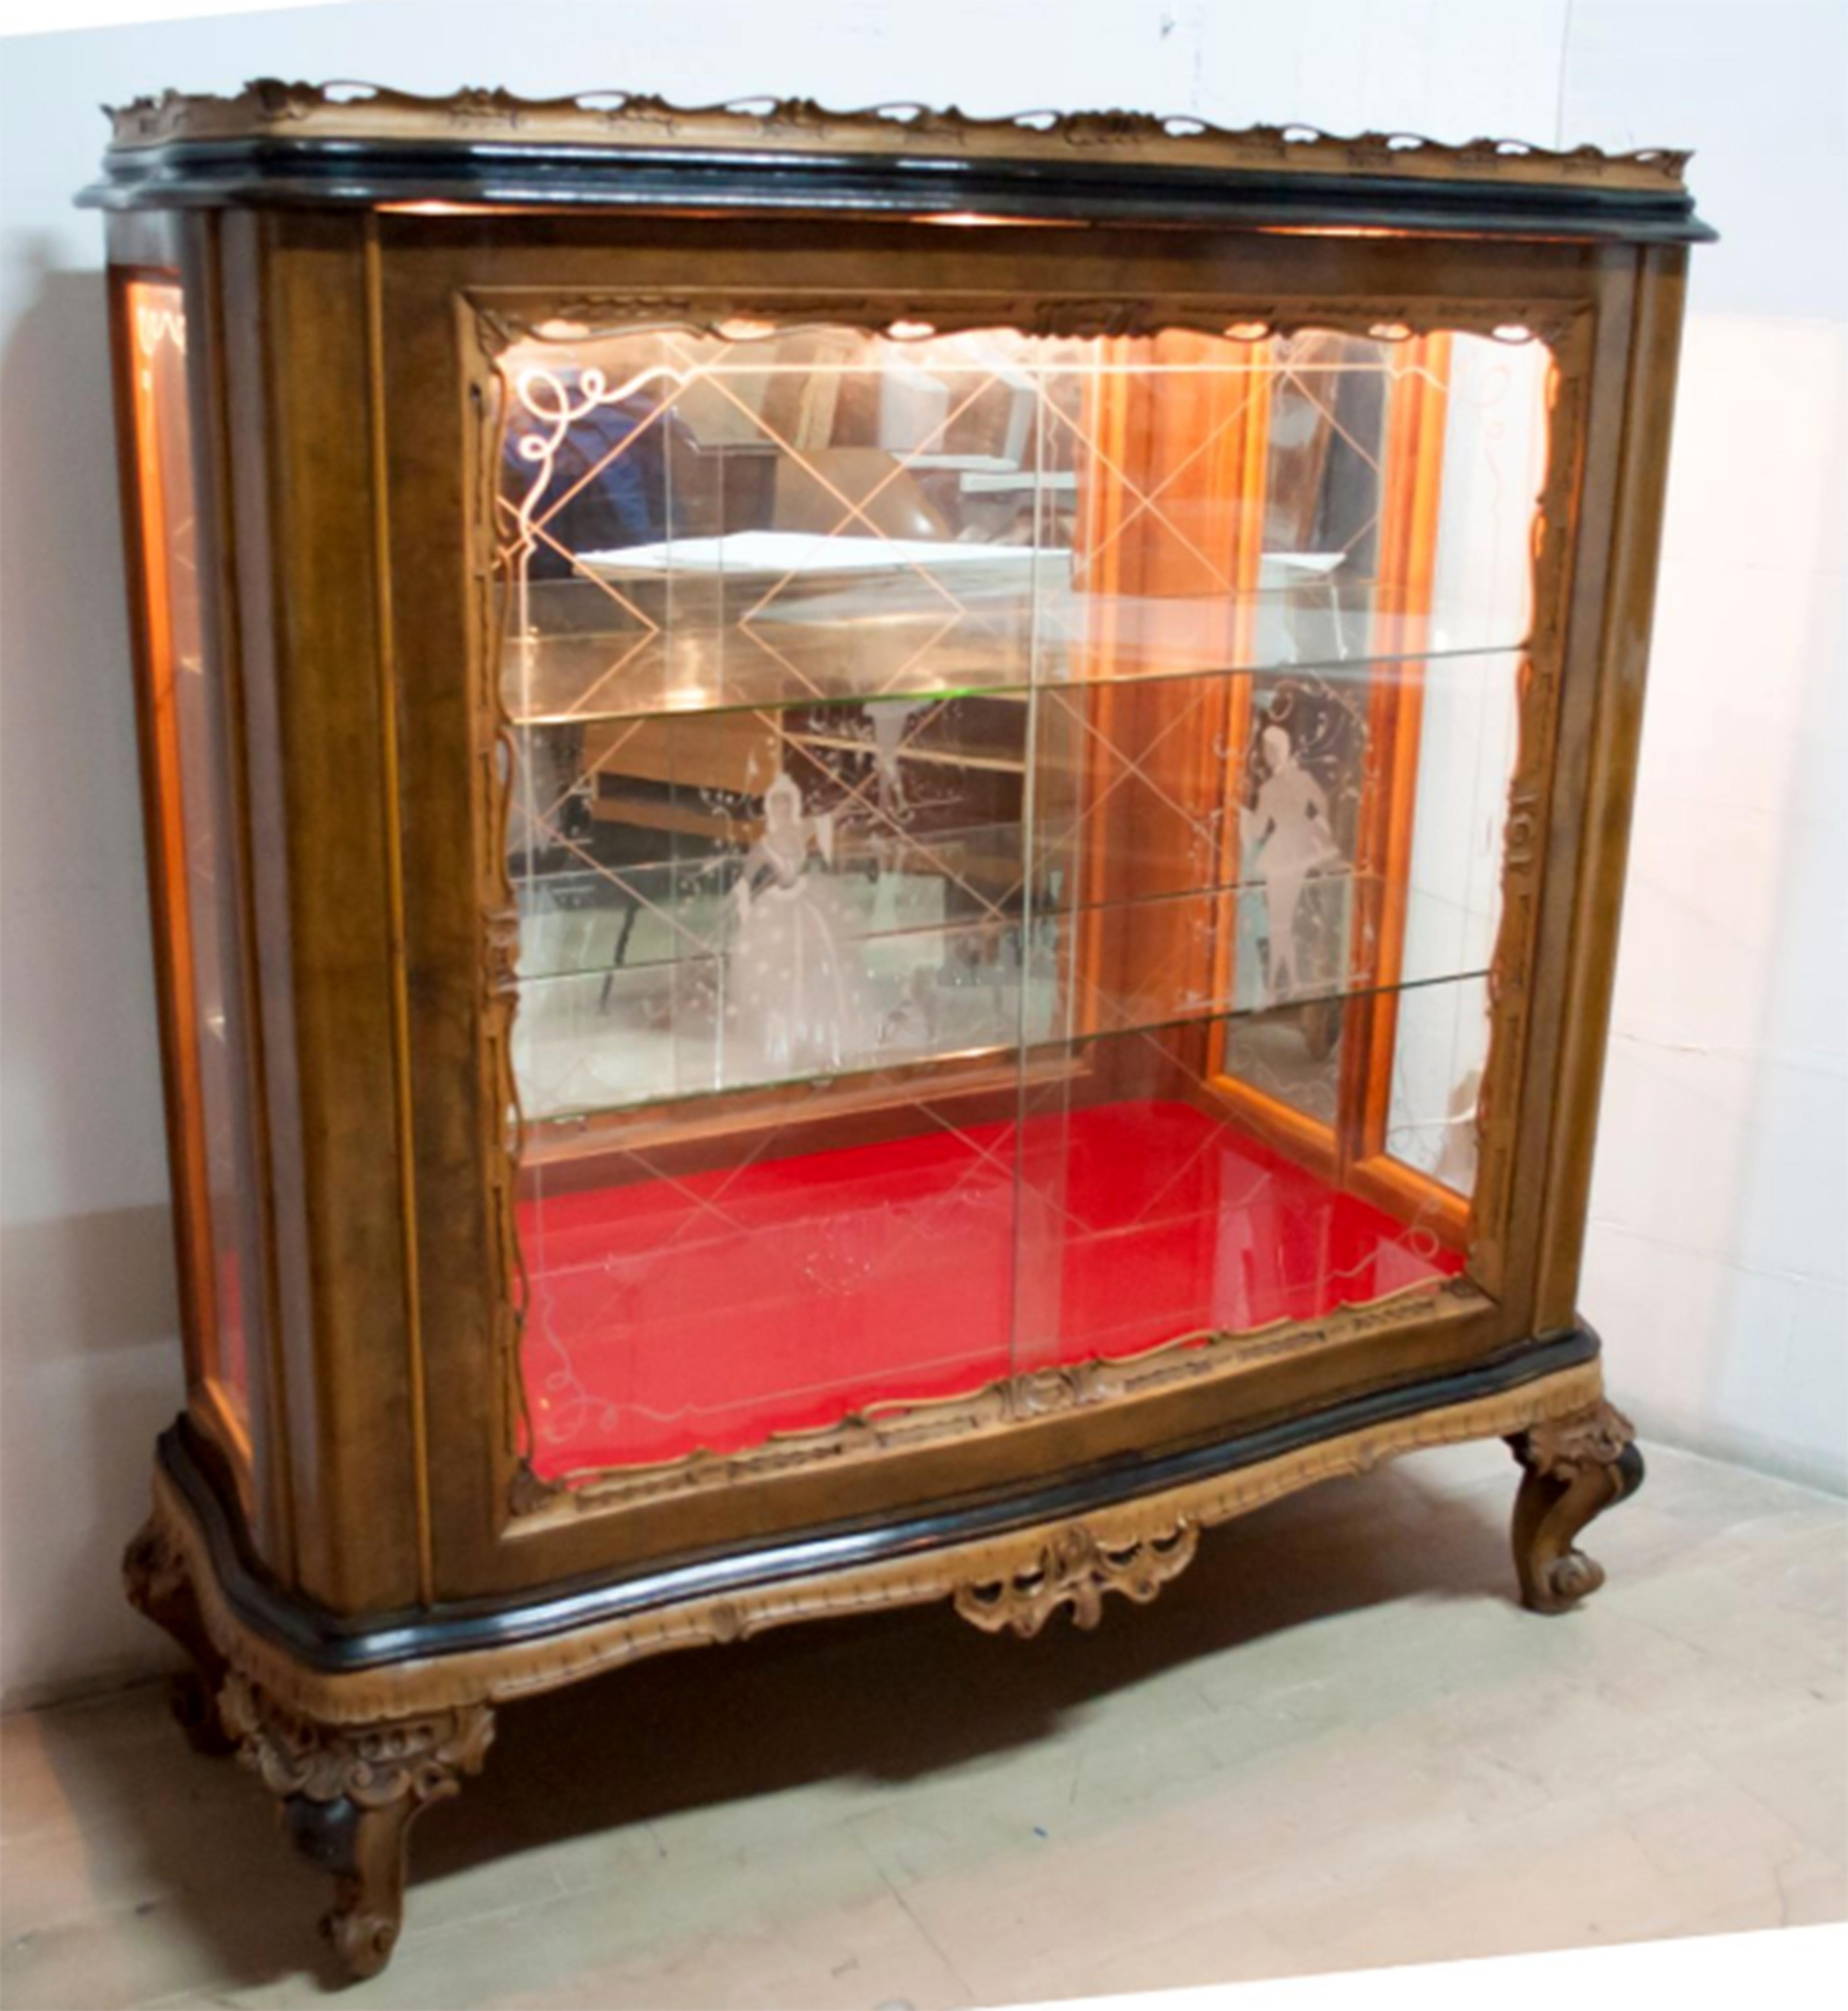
{"left": 514, "top": 956, "right": 1491, "bottom": 1131}
{"left": 511, "top": 852, "right": 1494, "bottom": 989}
{"left": 505, "top": 640, "right": 1517, "bottom": 1129}
{"left": 500, "top": 580, "right": 1527, "bottom": 729}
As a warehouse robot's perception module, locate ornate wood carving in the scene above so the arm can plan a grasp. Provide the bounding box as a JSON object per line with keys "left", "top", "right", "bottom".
{"left": 1469, "top": 308, "right": 1595, "bottom": 1295}
{"left": 955, "top": 1519, "right": 1201, "bottom": 1637}
{"left": 1506, "top": 1400, "right": 1644, "bottom": 1614}
{"left": 138, "top": 1357, "right": 1609, "bottom": 1735}
{"left": 1520, "top": 1399, "right": 1637, "bottom": 1476}
{"left": 219, "top": 1671, "right": 495, "bottom": 1980}
{"left": 126, "top": 1356, "right": 1615, "bottom": 1976}
{"left": 103, "top": 83, "right": 1692, "bottom": 192}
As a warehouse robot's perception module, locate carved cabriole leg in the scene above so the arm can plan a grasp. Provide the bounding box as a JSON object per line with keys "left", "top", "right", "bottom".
{"left": 219, "top": 1671, "right": 495, "bottom": 1982}
{"left": 122, "top": 1515, "right": 237, "bottom": 1757}
{"left": 1507, "top": 1400, "right": 1645, "bottom": 1614}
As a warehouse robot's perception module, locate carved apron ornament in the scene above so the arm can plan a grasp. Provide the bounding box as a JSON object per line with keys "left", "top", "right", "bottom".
{"left": 955, "top": 1520, "right": 1202, "bottom": 1637}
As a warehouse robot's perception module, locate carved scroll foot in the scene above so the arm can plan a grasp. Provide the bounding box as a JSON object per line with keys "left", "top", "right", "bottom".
{"left": 123, "top": 1517, "right": 236, "bottom": 1757}
{"left": 282, "top": 1790, "right": 422, "bottom": 1981}
{"left": 221, "top": 1673, "right": 495, "bottom": 1982}
{"left": 1507, "top": 1401, "right": 1644, "bottom": 1614}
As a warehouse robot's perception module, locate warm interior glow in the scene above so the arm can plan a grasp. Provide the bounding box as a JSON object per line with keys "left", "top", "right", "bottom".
{"left": 379, "top": 199, "right": 516, "bottom": 215}
{"left": 1257, "top": 225, "right": 1409, "bottom": 238}
{"left": 911, "top": 211, "right": 1089, "bottom": 229}
{"left": 122, "top": 276, "right": 256, "bottom": 1461}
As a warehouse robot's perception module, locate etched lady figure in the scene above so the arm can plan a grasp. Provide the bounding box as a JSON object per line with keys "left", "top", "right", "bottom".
{"left": 1240, "top": 719, "right": 1345, "bottom": 1004}
{"left": 726, "top": 769, "right": 875, "bottom": 1079}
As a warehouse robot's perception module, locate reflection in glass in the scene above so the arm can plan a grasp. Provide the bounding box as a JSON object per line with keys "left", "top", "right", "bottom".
{"left": 492, "top": 319, "right": 1551, "bottom": 1482}
{"left": 126, "top": 279, "right": 263, "bottom": 1442}
{"left": 1386, "top": 974, "right": 1496, "bottom": 1191}
{"left": 1012, "top": 1031, "right": 1465, "bottom": 1379}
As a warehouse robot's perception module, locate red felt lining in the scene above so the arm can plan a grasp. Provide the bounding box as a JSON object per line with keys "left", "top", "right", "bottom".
{"left": 519, "top": 1098, "right": 1463, "bottom": 1481}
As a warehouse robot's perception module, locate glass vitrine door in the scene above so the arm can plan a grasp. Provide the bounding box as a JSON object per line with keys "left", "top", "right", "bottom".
{"left": 485, "top": 316, "right": 1551, "bottom": 1485}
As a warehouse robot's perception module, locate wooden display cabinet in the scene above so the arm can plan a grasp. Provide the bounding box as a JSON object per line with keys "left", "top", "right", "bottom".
{"left": 85, "top": 85, "right": 1710, "bottom": 1979}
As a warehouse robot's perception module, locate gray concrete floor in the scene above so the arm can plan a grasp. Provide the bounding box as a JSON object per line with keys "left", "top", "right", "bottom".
{"left": 2, "top": 1439, "right": 1843, "bottom": 2009}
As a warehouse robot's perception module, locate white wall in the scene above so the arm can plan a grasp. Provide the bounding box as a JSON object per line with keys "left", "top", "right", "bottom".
{"left": 1557, "top": 2, "right": 1848, "bottom": 1495}
{"left": 2, "top": 0, "right": 1842, "bottom": 1707}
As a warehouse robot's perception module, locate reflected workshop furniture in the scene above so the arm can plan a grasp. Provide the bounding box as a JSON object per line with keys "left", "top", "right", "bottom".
{"left": 87, "top": 86, "right": 1709, "bottom": 1979}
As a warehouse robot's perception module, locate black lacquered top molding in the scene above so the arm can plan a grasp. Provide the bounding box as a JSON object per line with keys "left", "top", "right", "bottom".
{"left": 77, "top": 83, "right": 1715, "bottom": 243}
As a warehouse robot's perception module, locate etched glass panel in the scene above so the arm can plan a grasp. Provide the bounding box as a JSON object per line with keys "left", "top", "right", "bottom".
{"left": 491, "top": 318, "right": 1551, "bottom": 1484}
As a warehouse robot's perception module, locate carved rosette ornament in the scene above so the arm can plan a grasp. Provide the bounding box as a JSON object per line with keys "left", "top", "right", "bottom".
{"left": 1520, "top": 1402, "right": 1636, "bottom": 1477}
{"left": 1506, "top": 1401, "right": 1644, "bottom": 1615}
{"left": 955, "top": 1520, "right": 1202, "bottom": 1637}
{"left": 219, "top": 1673, "right": 496, "bottom": 1980}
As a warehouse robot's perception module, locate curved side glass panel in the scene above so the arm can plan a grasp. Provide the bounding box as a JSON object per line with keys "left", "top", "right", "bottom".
{"left": 123, "top": 277, "right": 265, "bottom": 1470}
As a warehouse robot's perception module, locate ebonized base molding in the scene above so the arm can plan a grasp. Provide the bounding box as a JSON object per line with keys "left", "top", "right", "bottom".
{"left": 123, "top": 1353, "right": 1641, "bottom": 1982}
